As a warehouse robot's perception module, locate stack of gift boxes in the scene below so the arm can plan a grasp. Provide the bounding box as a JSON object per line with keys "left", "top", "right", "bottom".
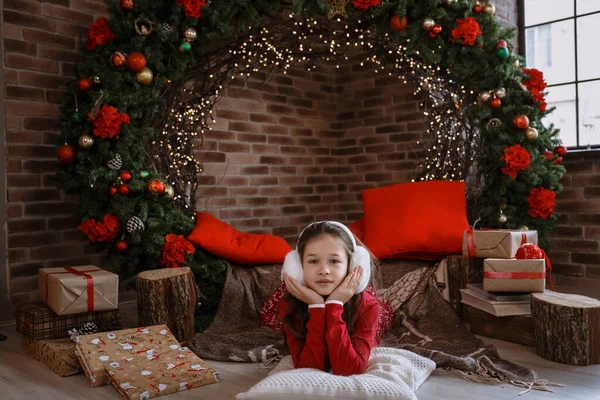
{"left": 16, "top": 265, "right": 218, "bottom": 398}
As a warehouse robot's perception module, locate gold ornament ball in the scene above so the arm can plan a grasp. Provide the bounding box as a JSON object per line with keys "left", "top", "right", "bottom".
{"left": 183, "top": 27, "right": 197, "bottom": 42}
{"left": 513, "top": 59, "right": 520, "bottom": 68}
{"left": 422, "top": 18, "right": 435, "bottom": 31}
{"left": 484, "top": 3, "right": 496, "bottom": 15}
{"left": 164, "top": 184, "right": 175, "bottom": 200}
{"left": 478, "top": 91, "right": 491, "bottom": 103}
{"left": 519, "top": 225, "right": 529, "bottom": 231}
{"left": 525, "top": 127, "right": 539, "bottom": 140}
{"left": 498, "top": 213, "right": 508, "bottom": 224}
{"left": 78, "top": 134, "right": 94, "bottom": 149}
{"left": 93, "top": 75, "right": 101, "bottom": 85}
{"left": 495, "top": 87, "right": 506, "bottom": 99}
{"left": 136, "top": 67, "right": 153, "bottom": 85}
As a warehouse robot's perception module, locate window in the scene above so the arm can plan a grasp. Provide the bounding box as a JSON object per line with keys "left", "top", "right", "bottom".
{"left": 521, "top": 0, "right": 600, "bottom": 149}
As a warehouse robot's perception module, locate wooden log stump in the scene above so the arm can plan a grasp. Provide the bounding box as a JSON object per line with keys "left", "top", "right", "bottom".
{"left": 531, "top": 292, "right": 600, "bottom": 365}
{"left": 137, "top": 267, "right": 200, "bottom": 343}
{"left": 446, "top": 256, "right": 484, "bottom": 321}
{"left": 467, "top": 306, "right": 535, "bottom": 347}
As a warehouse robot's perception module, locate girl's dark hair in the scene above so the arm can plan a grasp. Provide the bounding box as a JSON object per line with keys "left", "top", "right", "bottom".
{"left": 282, "top": 222, "right": 380, "bottom": 342}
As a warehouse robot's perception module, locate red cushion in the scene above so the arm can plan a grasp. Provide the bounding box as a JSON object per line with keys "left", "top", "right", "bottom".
{"left": 187, "top": 212, "right": 292, "bottom": 265}
{"left": 362, "top": 180, "right": 468, "bottom": 260}
{"left": 348, "top": 218, "right": 365, "bottom": 242}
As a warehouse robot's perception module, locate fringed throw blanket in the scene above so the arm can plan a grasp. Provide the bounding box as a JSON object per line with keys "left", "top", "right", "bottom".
{"left": 189, "top": 259, "right": 545, "bottom": 389}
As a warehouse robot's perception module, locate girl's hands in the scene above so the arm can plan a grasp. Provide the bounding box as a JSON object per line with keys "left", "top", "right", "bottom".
{"left": 283, "top": 274, "right": 324, "bottom": 305}
{"left": 327, "top": 266, "right": 363, "bottom": 304}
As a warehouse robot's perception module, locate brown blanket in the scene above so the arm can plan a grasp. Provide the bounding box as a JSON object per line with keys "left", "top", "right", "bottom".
{"left": 189, "top": 259, "right": 538, "bottom": 385}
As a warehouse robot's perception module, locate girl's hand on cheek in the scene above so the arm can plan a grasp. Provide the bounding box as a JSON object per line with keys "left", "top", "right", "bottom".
{"left": 327, "top": 266, "right": 363, "bottom": 304}
{"left": 284, "top": 274, "right": 324, "bottom": 305}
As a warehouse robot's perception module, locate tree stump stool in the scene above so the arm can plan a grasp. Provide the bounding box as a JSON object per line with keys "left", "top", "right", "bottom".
{"left": 531, "top": 292, "right": 600, "bottom": 365}
{"left": 137, "top": 267, "right": 200, "bottom": 343}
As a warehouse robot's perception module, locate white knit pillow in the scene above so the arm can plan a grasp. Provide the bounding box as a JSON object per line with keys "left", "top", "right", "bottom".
{"left": 236, "top": 347, "right": 435, "bottom": 400}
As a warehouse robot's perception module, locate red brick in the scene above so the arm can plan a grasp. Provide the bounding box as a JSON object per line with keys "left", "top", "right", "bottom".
{"left": 551, "top": 238, "right": 599, "bottom": 252}
{"left": 19, "top": 71, "right": 71, "bottom": 89}
{"left": 24, "top": 201, "right": 73, "bottom": 216}
{"left": 43, "top": 4, "right": 93, "bottom": 24}
{"left": 8, "top": 188, "right": 60, "bottom": 202}
{"left": 38, "top": 45, "right": 85, "bottom": 62}
{"left": 8, "top": 249, "right": 29, "bottom": 264}
{"left": 10, "top": 276, "right": 38, "bottom": 293}
{"left": 556, "top": 200, "right": 600, "bottom": 213}
{"left": 218, "top": 142, "right": 251, "bottom": 153}
{"left": 30, "top": 244, "right": 83, "bottom": 260}
{"left": 24, "top": 117, "right": 59, "bottom": 130}
{"left": 70, "top": 0, "right": 108, "bottom": 14}
{"left": 5, "top": 69, "right": 19, "bottom": 84}
{"left": 552, "top": 263, "right": 586, "bottom": 277}
{"left": 5, "top": 86, "right": 45, "bottom": 102}
{"left": 587, "top": 266, "right": 600, "bottom": 279}
{"left": 4, "top": 23, "right": 24, "bottom": 39}
{"left": 572, "top": 253, "right": 600, "bottom": 265}
{"left": 6, "top": 145, "right": 55, "bottom": 158}
{"left": 5, "top": 0, "right": 42, "bottom": 13}
{"left": 238, "top": 133, "right": 267, "bottom": 143}
{"left": 6, "top": 100, "right": 60, "bottom": 117}
{"left": 4, "top": 38, "right": 37, "bottom": 55}
{"left": 9, "top": 232, "right": 61, "bottom": 248}
{"left": 56, "top": 20, "right": 89, "bottom": 37}
{"left": 10, "top": 263, "right": 45, "bottom": 279}
{"left": 23, "top": 28, "right": 75, "bottom": 49}
{"left": 45, "top": 89, "right": 68, "bottom": 104}
{"left": 6, "top": 174, "right": 41, "bottom": 187}
{"left": 4, "top": 10, "right": 56, "bottom": 32}
{"left": 8, "top": 204, "right": 22, "bottom": 218}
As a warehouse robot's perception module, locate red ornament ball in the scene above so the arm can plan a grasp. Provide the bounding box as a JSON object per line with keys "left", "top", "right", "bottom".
{"left": 490, "top": 98, "right": 502, "bottom": 108}
{"left": 110, "top": 52, "right": 127, "bottom": 68}
{"left": 544, "top": 150, "right": 554, "bottom": 161}
{"left": 120, "top": 0, "right": 134, "bottom": 12}
{"left": 57, "top": 144, "right": 76, "bottom": 164}
{"left": 390, "top": 15, "right": 408, "bottom": 32}
{"left": 428, "top": 31, "right": 437, "bottom": 39}
{"left": 120, "top": 171, "right": 132, "bottom": 182}
{"left": 497, "top": 39, "right": 508, "bottom": 48}
{"left": 516, "top": 243, "right": 544, "bottom": 260}
{"left": 109, "top": 186, "right": 118, "bottom": 196}
{"left": 126, "top": 52, "right": 146, "bottom": 73}
{"left": 115, "top": 240, "right": 128, "bottom": 253}
{"left": 513, "top": 114, "right": 530, "bottom": 129}
{"left": 554, "top": 156, "right": 563, "bottom": 165}
{"left": 554, "top": 145, "right": 568, "bottom": 157}
{"left": 77, "top": 78, "right": 92, "bottom": 92}
{"left": 147, "top": 179, "right": 165, "bottom": 195}
{"left": 431, "top": 24, "right": 443, "bottom": 35}
{"left": 119, "top": 184, "right": 130, "bottom": 195}
{"left": 473, "top": 4, "right": 483, "bottom": 13}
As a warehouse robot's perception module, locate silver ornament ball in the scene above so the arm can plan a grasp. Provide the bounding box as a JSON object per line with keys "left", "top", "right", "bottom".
{"left": 183, "top": 27, "right": 197, "bottom": 42}
{"left": 422, "top": 18, "right": 435, "bottom": 31}
{"left": 78, "top": 134, "right": 94, "bottom": 149}
{"left": 495, "top": 87, "right": 506, "bottom": 99}
{"left": 498, "top": 213, "right": 508, "bottom": 224}
{"left": 478, "top": 91, "right": 491, "bottom": 103}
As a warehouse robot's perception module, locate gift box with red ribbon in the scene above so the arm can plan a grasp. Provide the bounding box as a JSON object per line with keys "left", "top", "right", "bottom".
{"left": 462, "top": 229, "right": 538, "bottom": 259}
{"left": 39, "top": 266, "right": 119, "bottom": 316}
{"left": 483, "top": 258, "right": 546, "bottom": 292}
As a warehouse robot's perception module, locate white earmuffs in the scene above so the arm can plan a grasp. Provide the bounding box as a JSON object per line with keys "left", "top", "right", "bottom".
{"left": 281, "top": 221, "right": 371, "bottom": 293}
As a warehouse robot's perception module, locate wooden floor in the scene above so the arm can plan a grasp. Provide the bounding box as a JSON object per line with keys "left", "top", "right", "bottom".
{"left": 2, "top": 296, "right": 599, "bottom": 400}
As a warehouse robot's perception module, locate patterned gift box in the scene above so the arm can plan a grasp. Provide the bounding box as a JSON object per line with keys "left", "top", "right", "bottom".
{"left": 16, "top": 301, "right": 121, "bottom": 341}
{"left": 22, "top": 336, "right": 82, "bottom": 377}
{"left": 462, "top": 229, "right": 538, "bottom": 259}
{"left": 483, "top": 258, "right": 546, "bottom": 293}
{"left": 39, "top": 266, "right": 119, "bottom": 315}
{"left": 105, "top": 345, "right": 219, "bottom": 399}
{"left": 75, "top": 324, "right": 217, "bottom": 389}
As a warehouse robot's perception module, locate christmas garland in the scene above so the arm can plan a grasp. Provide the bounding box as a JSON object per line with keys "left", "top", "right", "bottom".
{"left": 56, "top": 0, "right": 566, "bottom": 330}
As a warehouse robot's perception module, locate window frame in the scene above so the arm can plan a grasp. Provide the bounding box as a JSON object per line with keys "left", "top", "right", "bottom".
{"left": 518, "top": 0, "right": 600, "bottom": 150}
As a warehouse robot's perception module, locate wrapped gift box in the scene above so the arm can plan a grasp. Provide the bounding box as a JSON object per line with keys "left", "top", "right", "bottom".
{"left": 483, "top": 258, "right": 546, "bottom": 292}
{"left": 16, "top": 301, "right": 121, "bottom": 341}
{"left": 105, "top": 344, "right": 219, "bottom": 399}
{"left": 463, "top": 230, "right": 538, "bottom": 259}
{"left": 39, "top": 266, "right": 119, "bottom": 315}
{"left": 76, "top": 324, "right": 209, "bottom": 388}
{"left": 22, "top": 336, "right": 81, "bottom": 377}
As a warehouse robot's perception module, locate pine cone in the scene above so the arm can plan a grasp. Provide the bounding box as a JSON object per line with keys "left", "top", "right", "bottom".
{"left": 78, "top": 322, "right": 98, "bottom": 335}
{"left": 126, "top": 216, "right": 145, "bottom": 233}
{"left": 162, "top": 23, "right": 173, "bottom": 34}
{"left": 107, "top": 154, "right": 123, "bottom": 170}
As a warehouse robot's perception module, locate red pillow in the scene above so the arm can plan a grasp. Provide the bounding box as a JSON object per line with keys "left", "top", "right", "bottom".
{"left": 348, "top": 218, "right": 365, "bottom": 242}
{"left": 362, "top": 180, "right": 468, "bottom": 260}
{"left": 187, "top": 212, "right": 292, "bottom": 265}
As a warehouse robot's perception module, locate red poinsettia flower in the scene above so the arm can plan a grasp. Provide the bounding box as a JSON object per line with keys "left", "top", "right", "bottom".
{"left": 522, "top": 68, "right": 548, "bottom": 112}
{"left": 500, "top": 144, "right": 531, "bottom": 179}
{"left": 86, "top": 17, "right": 115, "bottom": 51}
{"left": 176, "top": 0, "right": 208, "bottom": 19}
{"left": 527, "top": 187, "right": 556, "bottom": 219}
{"left": 351, "top": 0, "right": 382, "bottom": 11}
{"left": 160, "top": 234, "right": 196, "bottom": 268}
{"left": 88, "top": 105, "right": 130, "bottom": 139}
{"left": 78, "top": 214, "right": 120, "bottom": 242}
{"left": 451, "top": 17, "right": 483, "bottom": 46}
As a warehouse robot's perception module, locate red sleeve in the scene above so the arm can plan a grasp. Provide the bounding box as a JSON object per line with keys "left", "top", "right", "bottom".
{"left": 279, "top": 298, "right": 328, "bottom": 371}
{"left": 325, "top": 292, "right": 380, "bottom": 376}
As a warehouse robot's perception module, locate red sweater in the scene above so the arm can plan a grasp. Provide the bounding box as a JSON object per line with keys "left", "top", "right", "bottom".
{"left": 279, "top": 291, "right": 380, "bottom": 376}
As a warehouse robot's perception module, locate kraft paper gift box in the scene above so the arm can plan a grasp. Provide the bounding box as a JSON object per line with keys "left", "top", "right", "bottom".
{"left": 39, "top": 266, "right": 119, "bottom": 316}
{"left": 483, "top": 258, "right": 546, "bottom": 293}
{"left": 22, "top": 336, "right": 82, "bottom": 377}
{"left": 463, "top": 230, "right": 538, "bottom": 259}
{"left": 104, "top": 345, "right": 219, "bottom": 400}
{"left": 75, "top": 324, "right": 205, "bottom": 388}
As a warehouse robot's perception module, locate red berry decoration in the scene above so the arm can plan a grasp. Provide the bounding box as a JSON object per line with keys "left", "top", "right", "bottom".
{"left": 77, "top": 78, "right": 92, "bottom": 92}
{"left": 490, "top": 98, "right": 502, "bottom": 108}
{"left": 115, "top": 240, "right": 128, "bottom": 253}
{"left": 516, "top": 243, "right": 544, "bottom": 260}
{"left": 513, "top": 114, "right": 530, "bottom": 129}
{"left": 110, "top": 52, "right": 127, "bottom": 68}
{"left": 554, "top": 145, "right": 568, "bottom": 157}
{"left": 431, "top": 24, "right": 442, "bottom": 35}
{"left": 57, "top": 144, "right": 76, "bottom": 164}
{"left": 390, "top": 15, "right": 408, "bottom": 32}
{"left": 497, "top": 39, "right": 508, "bottom": 48}
{"left": 109, "top": 186, "right": 118, "bottom": 196}
{"left": 554, "top": 156, "right": 563, "bottom": 165}
{"left": 126, "top": 52, "right": 146, "bottom": 73}
{"left": 473, "top": 4, "right": 483, "bottom": 13}
{"left": 544, "top": 151, "right": 554, "bottom": 161}
{"left": 119, "top": 184, "right": 130, "bottom": 195}
{"left": 120, "top": 171, "right": 132, "bottom": 182}
{"left": 120, "top": 0, "right": 134, "bottom": 12}
{"left": 147, "top": 179, "right": 165, "bottom": 195}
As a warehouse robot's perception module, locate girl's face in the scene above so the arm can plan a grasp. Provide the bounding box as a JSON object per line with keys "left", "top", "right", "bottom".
{"left": 302, "top": 234, "right": 349, "bottom": 296}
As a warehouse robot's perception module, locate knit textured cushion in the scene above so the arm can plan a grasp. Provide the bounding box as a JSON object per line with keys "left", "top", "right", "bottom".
{"left": 236, "top": 347, "right": 435, "bottom": 400}
{"left": 188, "top": 212, "right": 292, "bottom": 265}
{"left": 362, "top": 180, "right": 469, "bottom": 260}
